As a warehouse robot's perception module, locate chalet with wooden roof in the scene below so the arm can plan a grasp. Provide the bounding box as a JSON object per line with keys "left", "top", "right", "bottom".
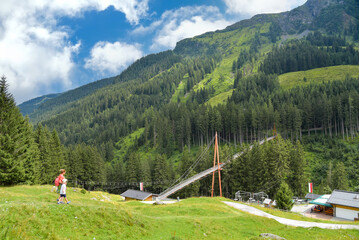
{"left": 120, "top": 189, "right": 156, "bottom": 201}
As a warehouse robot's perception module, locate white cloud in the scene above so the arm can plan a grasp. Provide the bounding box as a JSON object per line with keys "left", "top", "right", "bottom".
{"left": 152, "top": 15, "right": 229, "bottom": 50}
{"left": 133, "top": 6, "right": 231, "bottom": 51}
{"left": 223, "top": 0, "right": 307, "bottom": 16}
{"left": 0, "top": 0, "right": 149, "bottom": 104}
{"left": 85, "top": 41, "right": 143, "bottom": 74}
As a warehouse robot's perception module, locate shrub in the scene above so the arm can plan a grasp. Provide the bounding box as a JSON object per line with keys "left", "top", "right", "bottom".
{"left": 275, "top": 182, "right": 294, "bottom": 211}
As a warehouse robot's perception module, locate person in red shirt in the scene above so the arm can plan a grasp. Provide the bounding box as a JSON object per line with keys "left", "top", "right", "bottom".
{"left": 56, "top": 169, "right": 66, "bottom": 196}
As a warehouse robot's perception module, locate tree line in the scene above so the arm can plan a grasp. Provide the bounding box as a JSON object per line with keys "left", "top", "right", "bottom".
{"left": 139, "top": 74, "right": 359, "bottom": 155}
{"left": 0, "top": 76, "right": 105, "bottom": 187}
{"left": 260, "top": 33, "right": 359, "bottom": 75}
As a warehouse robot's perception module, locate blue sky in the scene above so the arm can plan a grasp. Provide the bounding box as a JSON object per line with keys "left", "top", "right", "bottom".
{"left": 0, "top": 0, "right": 306, "bottom": 104}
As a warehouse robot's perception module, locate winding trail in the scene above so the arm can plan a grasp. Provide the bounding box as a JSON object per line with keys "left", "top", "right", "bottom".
{"left": 223, "top": 201, "right": 359, "bottom": 230}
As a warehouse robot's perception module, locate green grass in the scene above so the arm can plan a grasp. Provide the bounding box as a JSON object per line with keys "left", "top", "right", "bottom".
{"left": 171, "top": 74, "right": 189, "bottom": 103}
{"left": 278, "top": 65, "right": 359, "bottom": 89}
{"left": 1, "top": 186, "right": 359, "bottom": 239}
{"left": 183, "top": 23, "right": 274, "bottom": 103}
{"left": 113, "top": 128, "right": 144, "bottom": 161}
{"left": 206, "top": 89, "right": 234, "bottom": 107}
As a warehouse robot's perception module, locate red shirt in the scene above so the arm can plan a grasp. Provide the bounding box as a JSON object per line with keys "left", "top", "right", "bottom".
{"left": 58, "top": 174, "right": 65, "bottom": 184}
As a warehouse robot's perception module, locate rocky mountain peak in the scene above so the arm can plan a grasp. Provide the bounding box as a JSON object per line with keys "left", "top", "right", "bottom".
{"left": 304, "top": 0, "right": 344, "bottom": 17}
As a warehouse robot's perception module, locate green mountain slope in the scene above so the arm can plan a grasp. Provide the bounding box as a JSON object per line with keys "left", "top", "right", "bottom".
{"left": 24, "top": 0, "right": 359, "bottom": 125}
{"left": 17, "top": 0, "right": 359, "bottom": 194}
{"left": 279, "top": 65, "right": 359, "bottom": 89}
{"left": 19, "top": 51, "right": 181, "bottom": 121}
{"left": 21, "top": 0, "right": 358, "bottom": 149}
{"left": 18, "top": 93, "right": 60, "bottom": 116}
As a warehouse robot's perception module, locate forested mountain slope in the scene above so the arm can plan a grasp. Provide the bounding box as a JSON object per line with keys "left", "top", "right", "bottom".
{"left": 19, "top": 93, "right": 60, "bottom": 116}
{"left": 11, "top": 0, "right": 359, "bottom": 198}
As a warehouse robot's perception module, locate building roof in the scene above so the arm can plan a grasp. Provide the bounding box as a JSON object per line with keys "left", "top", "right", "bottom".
{"left": 327, "top": 190, "right": 359, "bottom": 209}
{"left": 263, "top": 198, "right": 271, "bottom": 205}
{"left": 305, "top": 193, "right": 321, "bottom": 200}
{"left": 309, "top": 194, "right": 332, "bottom": 207}
{"left": 120, "top": 189, "right": 153, "bottom": 200}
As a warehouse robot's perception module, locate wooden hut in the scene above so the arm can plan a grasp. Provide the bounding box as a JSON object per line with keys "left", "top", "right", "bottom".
{"left": 121, "top": 189, "right": 154, "bottom": 201}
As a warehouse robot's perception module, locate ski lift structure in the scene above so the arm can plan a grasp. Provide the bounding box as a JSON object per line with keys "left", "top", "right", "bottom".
{"left": 234, "top": 190, "right": 269, "bottom": 204}
{"left": 253, "top": 192, "right": 269, "bottom": 203}
{"left": 234, "top": 190, "right": 252, "bottom": 202}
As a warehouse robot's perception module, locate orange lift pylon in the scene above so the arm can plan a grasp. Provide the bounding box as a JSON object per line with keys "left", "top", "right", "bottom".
{"left": 211, "top": 132, "right": 222, "bottom": 197}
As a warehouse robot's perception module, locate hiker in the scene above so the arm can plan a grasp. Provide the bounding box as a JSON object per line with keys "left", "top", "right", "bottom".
{"left": 56, "top": 169, "right": 66, "bottom": 193}
{"left": 58, "top": 179, "right": 71, "bottom": 204}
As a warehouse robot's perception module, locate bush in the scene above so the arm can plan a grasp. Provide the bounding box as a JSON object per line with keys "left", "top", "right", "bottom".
{"left": 275, "top": 182, "right": 294, "bottom": 211}
{"left": 81, "top": 189, "right": 87, "bottom": 194}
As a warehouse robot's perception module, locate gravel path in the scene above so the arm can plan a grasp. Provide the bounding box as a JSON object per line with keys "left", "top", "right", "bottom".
{"left": 223, "top": 201, "right": 359, "bottom": 229}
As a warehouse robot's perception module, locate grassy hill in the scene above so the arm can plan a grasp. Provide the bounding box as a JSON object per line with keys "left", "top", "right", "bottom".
{"left": 279, "top": 65, "right": 359, "bottom": 89}
{"left": 1, "top": 185, "right": 358, "bottom": 240}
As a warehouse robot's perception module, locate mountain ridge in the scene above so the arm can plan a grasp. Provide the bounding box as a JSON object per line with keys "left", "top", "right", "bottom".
{"left": 12, "top": 0, "right": 359, "bottom": 198}
{"left": 20, "top": 0, "right": 359, "bottom": 118}
{"left": 18, "top": 0, "right": 359, "bottom": 153}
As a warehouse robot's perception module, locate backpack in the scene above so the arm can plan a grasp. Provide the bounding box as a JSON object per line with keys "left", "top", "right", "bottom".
{"left": 54, "top": 177, "right": 60, "bottom": 186}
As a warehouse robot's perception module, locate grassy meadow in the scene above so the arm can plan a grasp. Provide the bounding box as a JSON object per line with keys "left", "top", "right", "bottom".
{"left": 206, "top": 89, "right": 234, "bottom": 107}
{"left": 1, "top": 185, "right": 359, "bottom": 239}
{"left": 278, "top": 65, "right": 359, "bottom": 89}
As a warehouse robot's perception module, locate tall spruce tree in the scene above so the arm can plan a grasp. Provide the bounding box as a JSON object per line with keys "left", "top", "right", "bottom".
{"left": 153, "top": 154, "right": 169, "bottom": 193}
{"left": 332, "top": 162, "right": 349, "bottom": 190}
{"left": 263, "top": 136, "right": 289, "bottom": 197}
{"left": 275, "top": 181, "right": 294, "bottom": 211}
{"left": 287, "top": 141, "right": 307, "bottom": 197}
{"left": 125, "top": 152, "right": 141, "bottom": 184}
{"left": 0, "top": 76, "right": 37, "bottom": 185}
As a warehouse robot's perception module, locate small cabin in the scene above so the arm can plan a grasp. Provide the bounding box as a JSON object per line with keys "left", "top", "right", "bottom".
{"left": 263, "top": 198, "right": 272, "bottom": 208}
{"left": 328, "top": 190, "right": 359, "bottom": 221}
{"left": 121, "top": 189, "right": 155, "bottom": 201}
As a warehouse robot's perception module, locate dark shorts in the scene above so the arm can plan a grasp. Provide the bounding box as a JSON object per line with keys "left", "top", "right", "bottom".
{"left": 60, "top": 194, "right": 66, "bottom": 198}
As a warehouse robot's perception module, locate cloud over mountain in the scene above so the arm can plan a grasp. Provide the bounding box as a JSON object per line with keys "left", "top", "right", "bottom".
{"left": 0, "top": 0, "right": 148, "bottom": 104}
{"left": 134, "top": 6, "right": 231, "bottom": 51}
{"left": 223, "top": 0, "right": 306, "bottom": 16}
{"left": 85, "top": 41, "right": 143, "bottom": 74}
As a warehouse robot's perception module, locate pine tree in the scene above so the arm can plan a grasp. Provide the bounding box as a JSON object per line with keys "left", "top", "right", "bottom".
{"left": 34, "top": 125, "right": 52, "bottom": 184}
{"left": 21, "top": 117, "right": 40, "bottom": 184}
{"left": 0, "top": 76, "right": 36, "bottom": 185}
{"left": 332, "top": 162, "right": 349, "bottom": 190}
{"left": 65, "top": 145, "right": 84, "bottom": 185}
{"left": 125, "top": 153, "right": 140, "bottom": 183}
{"left": 326, "top": 161, "right": 333, "bottom": 188}
{"left": 263, "top": 136, "right": 289, "bottom": 197}
{"left": 177, "top": 145, "right": 200, "bottom": 197}
{"left": 140, "top": 159, "right": 152, "bottom": 190}
{"left": 153, "top": 154, "right": 169, "bottom": 193}
{"left": 287, "top": 141, "right": 307, "bottom": 197}
{"left": 275, "top": 181, "right": 294, "bottom": 210}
